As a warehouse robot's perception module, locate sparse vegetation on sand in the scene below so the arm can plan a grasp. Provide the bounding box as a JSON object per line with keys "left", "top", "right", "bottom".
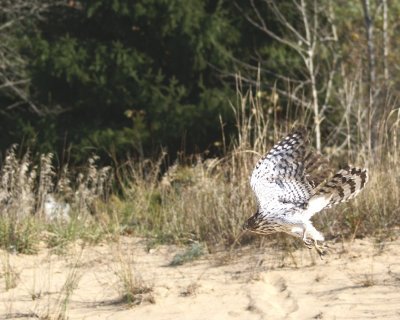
{"left": 0, "top": 74, "right": 398, "bottom": 320}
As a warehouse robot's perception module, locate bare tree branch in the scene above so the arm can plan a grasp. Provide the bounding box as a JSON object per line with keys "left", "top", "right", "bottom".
{"left": 237, "top": 0, "right": 337, "bottom": 151}
{"left": 267, "top": 0, "right": 308, "bottom": 45}
{"left": 238, "top": 0, "right": 307, "bottom": 58}
{"left": 0, "top": 0, "right": 65, "bottom": 115}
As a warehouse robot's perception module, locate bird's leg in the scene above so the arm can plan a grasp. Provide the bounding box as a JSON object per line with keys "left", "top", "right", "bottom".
{"left": 302, "top": 229, "right": 314, "bottom": 249}
{"left": 292, "top": 225, "right": 325, "bottom": 255}
{"left": 300, "top": 225, "right": 328, "bottom": 258}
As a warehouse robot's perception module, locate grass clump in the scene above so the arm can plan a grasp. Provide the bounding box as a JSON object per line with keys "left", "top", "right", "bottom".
{"left": 169, "top": 242, "right": 205, "bottom": 266}
{"left": 1, "top": 251, "right": 20, "bottom": 290}
{"left": 114, "top": 253, "right": 155, "bottom": 306}
{"left": 0, "top": 149, "right": 112, "bottom": 253}
{"left": 39, "top": 251, "right": 84, "bottom": 320}
{"left": 0, "top": 216, "right": 40, "bottom": 254}
{"left": 44, "top": 217, "right": 105, "bottom": 254}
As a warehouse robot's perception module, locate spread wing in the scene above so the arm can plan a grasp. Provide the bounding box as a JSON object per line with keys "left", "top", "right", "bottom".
{"left": 250, "top": 128, "right": 313, "bottom": 211}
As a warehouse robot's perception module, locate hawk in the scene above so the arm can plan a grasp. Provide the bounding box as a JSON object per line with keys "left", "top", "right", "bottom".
{"left": 243, "top": 127, "right": 368, "bottom": 257}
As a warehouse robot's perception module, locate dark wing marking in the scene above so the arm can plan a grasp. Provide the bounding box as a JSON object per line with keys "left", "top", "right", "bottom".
{"left": 315, "top": 167, "right": 368, "bottom": 207}
{"left": 250, "top": 128, "right": 313, "bottom": 209}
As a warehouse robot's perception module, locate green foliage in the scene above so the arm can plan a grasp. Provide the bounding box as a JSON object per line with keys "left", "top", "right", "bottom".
{"left": 0, "top": 217, "right": 40, "bottom": 254}
{"left": 169, "top": 243, "right": 204, "bottom": 266}
{"left": 45, "top": 217, "right": 105, "bottom": 254}
{"left": 2, "top": 0, "right": 388, "bottom": 163}
{"left": 0, "top": 0, "right": 249, "bottom": 161}
{"left": 0, "top": 0, "right": 309, "bottom": 162}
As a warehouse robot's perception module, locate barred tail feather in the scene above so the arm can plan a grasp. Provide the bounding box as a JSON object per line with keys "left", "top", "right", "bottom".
{"left": 317, "top": 167, "right": 368, "bottom": 207}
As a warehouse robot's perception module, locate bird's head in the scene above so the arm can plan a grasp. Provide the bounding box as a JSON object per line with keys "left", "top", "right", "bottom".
{"left": 242, "top": 213, "right": 257, "bottom": 231}
{"left": 243, "top": 210, "right": 277, "bottom": 235}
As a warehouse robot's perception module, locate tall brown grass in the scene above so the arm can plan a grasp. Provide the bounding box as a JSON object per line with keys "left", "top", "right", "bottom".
{"left": 0, "top": 77, "right": 399, "bottom": 253}
{"left": 0, "top": 151, "right": 112, "bottom": 253}
{"left": 112, "top": 79, "right": 400, "bottom": 250}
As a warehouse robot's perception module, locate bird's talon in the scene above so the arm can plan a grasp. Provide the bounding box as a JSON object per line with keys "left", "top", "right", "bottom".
{"left": 314, "top": 240, "right": 328, "bottom": 259}
{"left": 303, "top": 238, "right": 313, "bottom": 249}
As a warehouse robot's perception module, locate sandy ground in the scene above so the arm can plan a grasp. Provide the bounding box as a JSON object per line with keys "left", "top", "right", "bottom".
{"left": 1, "top": 236, "right": 400, "bottom": 320}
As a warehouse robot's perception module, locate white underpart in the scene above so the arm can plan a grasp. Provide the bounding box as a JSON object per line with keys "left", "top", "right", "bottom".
{"left": 304, "top": 222, "right": 324, "bottom": 241}
{"left": 303, "top": 194, "right": 332, "bottom": 219}
{"left": 290, "top": 194, "right": 332, "bottom": 242}
{"left": 291, "top": 221, "right": 324, "bottom": 242}
{"left": 289, "top": 194, "right": 331, "bottom": 242}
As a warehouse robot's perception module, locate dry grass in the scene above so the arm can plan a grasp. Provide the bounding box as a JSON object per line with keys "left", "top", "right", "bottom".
{"left": 0, "top": 152, "right": 113, "bottom": 253}
{"left": 112, "top": 250, "right": 155, "bottom": 307}
{"left": 180, "top": 282, "right": 200, "bottom": 297}
{"left": 111, "top": 82, "right": 400, "bottom": 251}
{"left": 1, "top": 251, "right": 20, "bottom": 291}
{"left": 50, "top": 260, "right": 82, "bottom": 319}
{"left": 37, "top": 250, "right": 84, "bottom": 320}
{"left": 0, "top": 78, "right": 398, "bottom": 256}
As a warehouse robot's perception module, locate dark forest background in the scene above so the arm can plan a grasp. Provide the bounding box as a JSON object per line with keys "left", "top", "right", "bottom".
{"left": 1, "top": 0, "right": 398, "bottom": 165}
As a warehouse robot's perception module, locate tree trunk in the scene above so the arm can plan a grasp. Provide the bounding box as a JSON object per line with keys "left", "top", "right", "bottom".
{"left": 382, "top": 0, "right": 389, "bottom": 85}
{"left": 360, "top": 0, "right": 377, "bottom": 156}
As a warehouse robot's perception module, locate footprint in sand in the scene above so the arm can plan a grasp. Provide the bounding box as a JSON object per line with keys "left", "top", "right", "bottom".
{"left": 245, "top": 274, "right": 299, "bottom": 320}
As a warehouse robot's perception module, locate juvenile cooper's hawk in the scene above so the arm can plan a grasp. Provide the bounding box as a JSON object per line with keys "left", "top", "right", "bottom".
{"left": 243, "top": 127, "right": 368, "bottom": 257}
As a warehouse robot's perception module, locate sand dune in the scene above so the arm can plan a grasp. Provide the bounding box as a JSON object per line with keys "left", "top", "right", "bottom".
{"left": 1, "top": 236, "right": 400, "bottom": 319}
